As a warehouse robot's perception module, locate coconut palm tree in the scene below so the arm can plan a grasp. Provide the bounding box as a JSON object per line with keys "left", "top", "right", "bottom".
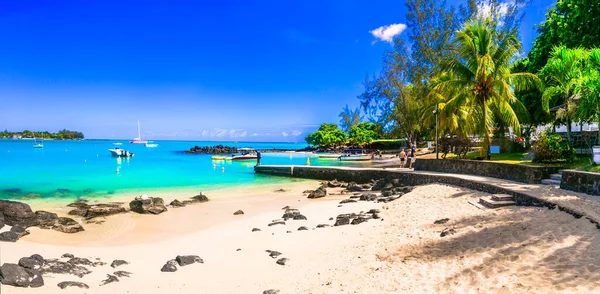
{"left": 338, "top": 105, "right": 362, "bottom": 133}
{"left": 540, "top": 46, "right": 589, "bottom": 145}
{"left": 578, "top": 48, "right": 600, "bottom": 145}
{"left": 434, "top": 20, "right": 540, "bottom": 159}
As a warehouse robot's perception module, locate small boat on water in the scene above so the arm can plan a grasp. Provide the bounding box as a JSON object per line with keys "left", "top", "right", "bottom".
{"left": 317, "top": 153, "right": 343, "bottom": 159}
{"left": 109, "top": 143, "right": 134, "bottom": 157}
{"left": 109, "top": 148, "right": 134, "bottom": 157}
{"left": 145, "top": 142, "right": 158, "bottom": 148}
{"left": 231, "top": 148, "right": 258, "bottom": 161}
{"left": 33, "top": 135, "right": 43, "bottom": 148}
{"left": 211, "top": 155, "right": 232, "bottom": 160}
{"left": 130, "top": 120, "right": 148, "bottom": 144}
{"left": 338, "top": 149, "right": 372, "bottom": 161}
{"left": 113, "top": 142, "right": 123, "bottom": 146}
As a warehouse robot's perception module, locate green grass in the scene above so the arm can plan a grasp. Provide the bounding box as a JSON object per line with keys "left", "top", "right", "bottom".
{"left": 444, "top": 151, "right": 596, "bottom": 171}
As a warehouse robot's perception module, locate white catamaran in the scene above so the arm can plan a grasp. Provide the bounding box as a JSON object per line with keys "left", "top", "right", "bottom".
{"left": 130, "top": 120, "right": 148, "bottom": 144}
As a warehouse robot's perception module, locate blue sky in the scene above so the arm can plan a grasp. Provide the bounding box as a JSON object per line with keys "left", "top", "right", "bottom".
{"left": 0, "top": 0, "right": 553, "bottom": 141}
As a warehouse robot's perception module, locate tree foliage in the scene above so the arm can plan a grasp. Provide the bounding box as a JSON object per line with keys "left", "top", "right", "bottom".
{"left": 434, "top": 20, "right": 540, "bottom": 158}
{"left": 0, "top": 129, "right": 84, "bottom": 140}
{"left": 305, "top": 123, "right": 347, "bottom": 147}
{"left": 338, "top": 105, "right": 361, "bottom": 132}
{"left": 348, "top": 122, "right": 381, "bottom": 145}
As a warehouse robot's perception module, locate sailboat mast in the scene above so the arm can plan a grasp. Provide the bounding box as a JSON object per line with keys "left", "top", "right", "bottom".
{"left": 137, "top": 120, "right": 141, "bottom": 139}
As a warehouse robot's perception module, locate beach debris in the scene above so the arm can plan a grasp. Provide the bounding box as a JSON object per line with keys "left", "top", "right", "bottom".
{"left": 274, "top": 189, "right": 286, "bottom": 192}
{"left": 267, "top": 251, "right": 282, "bottom": 259}
{"left": 346, "top": 182, "right": 363, "bottom": 192}
{"left": 100, "top": 274, "right": 119, "bottom": 286}
{"left": 268, "top": 221, "right": 286, "bottom": 226}
{"left": 434, "top": 218, "right": 450, "bottom": 225}
{"left": 329, "top": 217, "right": 334, "bottom": 220}
{"left": 339, "top": 199, "right": 357, "bottom": 204}
{"left": 0, "top": 200, "right": 37, "bottom": 227}
{"left": 298, "top": 226, "right": 308, "bottom": 231}
{"left": 61, "top": 253, "right": 74, "bottom": 259}
{"left": 129, "top": 197, "right": 167, "bottom": 215}
{"left": 110, "top": 260, "right": 129, "bottom": 268}
{"left": 236, "top": 248, "right": 241, "bottom": 251}
{"left": 0, "top": 263, "right": 31, "bottom": 287}
{"left": 170, "top": 199, "right": 185, "bottom": 207}
{"left": 307, "top": 187, "right": 327, "bottom": 199}
{"left": 18, "top": 256, "right": 43, "bottom": 270}
{"left": 113, "top": 271, "right": 132, "bottom": 278}
{"left": 287, "top": 230, "right": 292, "bottom": 233}
{"left": 252, "top": 228, "right": 261, "bottom": 232}
{"left": 190, "top": 192, "right": 209, "bottom": 203}
{"left": 160, "top": 260, "right": 178, "bottom": 272}
{"left": 52, "top": 217, "right": 84, "bottom": 234}
{"left": 0, "top": 231, "right": 19, "bottom": 242}
{"left": 263, "top": 290, "right": 281, "bottom": 294}
{"left": 175, "top": 255, "right": 203, "bottom": 266}
{"left": 440, "top": 228, "right": 456, "bottom": 237}
{"left": 281, "top": 205, "right": 290, "bottom": 210}
{"left": 276, "top": 258, "right": 289, "bottom": 266}
{"left": 316, "top": 224, "right": 330, "bottom": 228}
{"left": 57, "top": 281, "right": 89, "bottom": 289}
{"left": 35, "top": 211, "right": 58, "bottom": 228}
{"left": 233, "top": 210, "right": 245, "bottom": 215}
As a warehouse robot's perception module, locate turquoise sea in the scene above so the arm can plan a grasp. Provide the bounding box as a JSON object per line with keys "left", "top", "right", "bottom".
{"left": 0, "top": 139, "right": 362, "bottom": 201}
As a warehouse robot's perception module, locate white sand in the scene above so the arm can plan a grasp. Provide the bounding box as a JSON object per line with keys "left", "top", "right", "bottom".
{"left": 3, "top": 183, "right": 600, "bottom": 293}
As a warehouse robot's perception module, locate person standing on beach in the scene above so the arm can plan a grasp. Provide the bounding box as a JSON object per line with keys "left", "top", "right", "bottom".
{"left": 409, "top": 144, "right": 416, "bottom": 169}
{"left": 399, "top": 149, "right": 406, "bottom": 168}
{"left": 256, "top": 151, "right": 262, "bottom": 166}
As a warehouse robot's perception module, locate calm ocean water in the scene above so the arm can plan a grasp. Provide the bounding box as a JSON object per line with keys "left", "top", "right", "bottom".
{"left": 0, "top": 139, "right": 357, "bottom": 201}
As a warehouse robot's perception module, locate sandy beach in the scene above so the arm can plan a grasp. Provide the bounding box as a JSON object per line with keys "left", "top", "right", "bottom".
{"left": 2, "top": 181, "right": 600, "bottom": 293}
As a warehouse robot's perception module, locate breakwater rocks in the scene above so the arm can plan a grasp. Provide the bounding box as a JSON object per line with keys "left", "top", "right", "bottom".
{"left": 185, "top": 145, "right": 238, "bottom": 154}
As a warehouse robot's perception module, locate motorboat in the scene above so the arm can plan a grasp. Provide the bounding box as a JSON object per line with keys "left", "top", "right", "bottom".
{"left": 339, "top": 154, "right": 372, "bottom": 161}
{"left": 130, "top": 120, "right": 148, "bottom": 144}
{"left": 231, "top": 148, "right": 258, "bottom": 161}
{"left": 211, "top": 155, "right": 232, "bottom": 160}
{"left": 109, "top": 147, "right": 134, "bottom": 157}
{"left": 317, "top": 153, "right": 343, "bottom": 159}
{"left": 338, "top": 149, "right": 372, "bottom": 161}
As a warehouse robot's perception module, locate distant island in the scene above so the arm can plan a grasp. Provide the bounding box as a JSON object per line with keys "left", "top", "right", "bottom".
{"left": 0, "top": 129, "right": 84, "bottom": 140}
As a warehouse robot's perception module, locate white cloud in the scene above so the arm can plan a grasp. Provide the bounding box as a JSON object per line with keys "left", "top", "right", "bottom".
{"left": 291, "top": 130, "right": 302, "bottom": 136}
{"left": 282, "top": 132, "right": 289, "bottom": 137}
{"left": 477, "top": 1, "right": 511, "bottom": 19}
{"left": 214, "top": 129, "right": 228, "bottom": 137}
{"left": 251, "top": 133, "right": 259, "bottom": 137}
{"left": 370, "top": 23, "right": 407, "bottom": 44}
{"left": 200, "top": 130, "right": 209, "bottom": 137}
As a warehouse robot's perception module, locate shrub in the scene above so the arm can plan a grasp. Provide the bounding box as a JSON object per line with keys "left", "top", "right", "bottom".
{"left": 439, "top": 137, "right": 473, "bottom": 159}
{"left": 532, "top": 133, "right": 575, "bottom": 163}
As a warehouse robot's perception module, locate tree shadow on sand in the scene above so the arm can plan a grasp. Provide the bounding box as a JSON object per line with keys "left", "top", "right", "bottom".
{"left": 392, "top": 206, "right": 600, "bottom": 291}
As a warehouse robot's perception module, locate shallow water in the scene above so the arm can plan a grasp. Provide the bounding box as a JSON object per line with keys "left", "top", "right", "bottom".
{"left": 0, "top": 139, "right": 363, "bottom": 201}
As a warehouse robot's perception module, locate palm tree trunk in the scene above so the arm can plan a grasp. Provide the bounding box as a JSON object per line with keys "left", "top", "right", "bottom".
{"left": 566, "top": 118, "right": 572, "bottom": 146}
{"left": 483, "top": 97, "right": 491, "bottom": 160}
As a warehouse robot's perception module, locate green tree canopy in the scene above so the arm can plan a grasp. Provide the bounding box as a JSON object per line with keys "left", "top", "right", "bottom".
{"left": 305, "top": 124, "right": 347, "bottom": 147}
{"left": 348, "top": 122, "right": 381, "bottom": 146}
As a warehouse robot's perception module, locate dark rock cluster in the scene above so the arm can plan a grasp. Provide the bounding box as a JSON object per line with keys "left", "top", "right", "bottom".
{"left": 281, "top": 208, "right": 307, "bottom": 221}
{"left": 160, "top": 255, "right": 203, "bottom": 272}
{"left": 169, "top": 192, "right": 210, "bottom": 208}
{"left": 129, "top": 196, "right": 167, "bottom": 215}
{"left": 67, "top": 201, "right": 126, "bottom": 220}
{"left": 307, "top": 187, "right": 327, "bottom": 199}
{"left": 185, "top": 145, "right": 238, "bottom": 154}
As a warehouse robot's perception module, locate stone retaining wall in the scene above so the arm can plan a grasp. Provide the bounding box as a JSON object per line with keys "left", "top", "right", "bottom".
{"left": 560, "top": 170, "right": 600, "bottom": 195}
{"left": 414, "top": 158, "right": 559, "bottom": 184}
{"left": 255, "top": 165, "right": 595, "bottom": 227}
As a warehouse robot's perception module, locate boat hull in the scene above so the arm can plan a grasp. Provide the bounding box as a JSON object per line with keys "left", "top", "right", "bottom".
{"left": 317, "top": 153, "right": 343, "bottom": 159}
{"left": 339, "top": 155, "right": 372, "bottom": 161}
{"left": 231, "top": 155, "right": 257, "bottom": 161}
{"left": 109, "top": 149, "right": 134, "bottom": 157}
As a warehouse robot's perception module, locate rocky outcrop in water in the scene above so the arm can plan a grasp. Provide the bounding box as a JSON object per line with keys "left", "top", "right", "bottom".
{"left": 185, "top": 145, "right": 238, "bottom": 154}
